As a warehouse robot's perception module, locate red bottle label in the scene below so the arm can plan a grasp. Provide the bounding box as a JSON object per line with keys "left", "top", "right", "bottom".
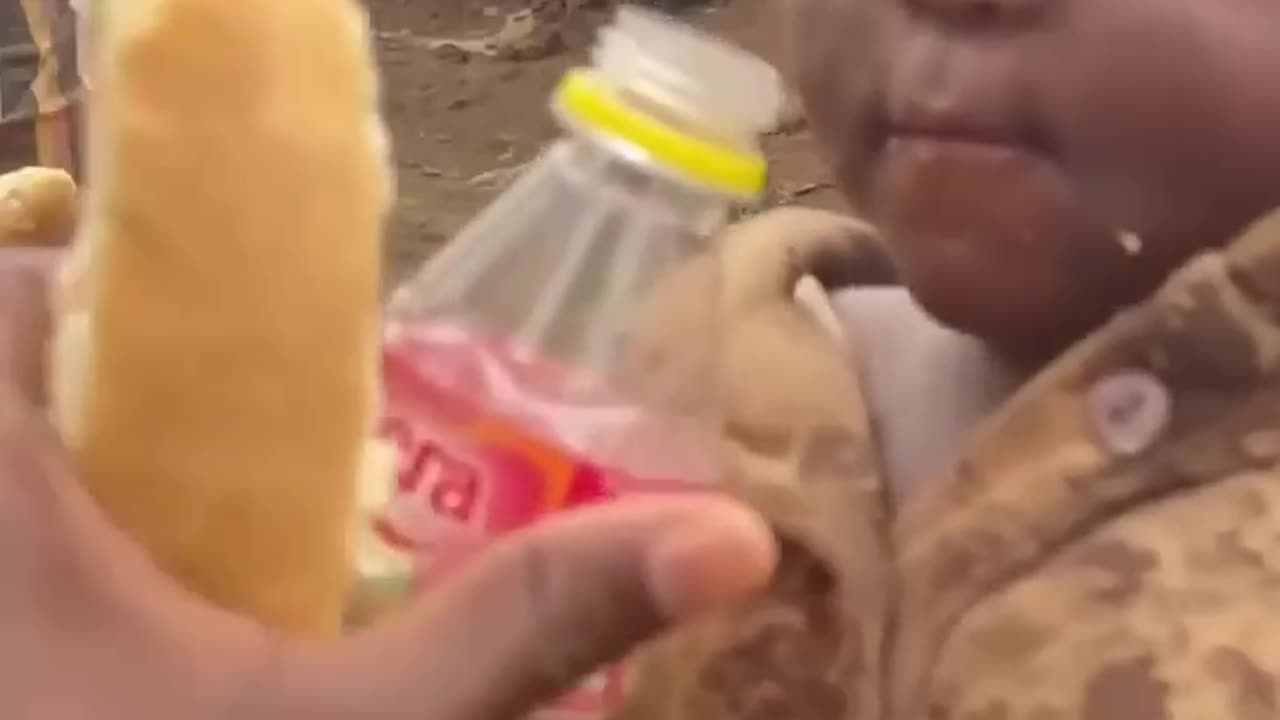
{"left": 373, "top": 324, "right": 646, "bottom": 715}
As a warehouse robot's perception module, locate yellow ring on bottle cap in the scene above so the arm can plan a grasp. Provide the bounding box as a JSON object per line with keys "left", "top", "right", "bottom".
{"left": 553, "top": 68, "right": 767, "bottom": 198}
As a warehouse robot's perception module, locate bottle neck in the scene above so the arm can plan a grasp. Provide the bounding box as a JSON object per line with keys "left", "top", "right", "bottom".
{"left": 550, "top": 68, "right": 767, "bottom": 202}
{"left": 551, "top": 134, "right": 733, "bottom": 240}
{"left": 612, "top": 83, "right": 756, "bottom": 154}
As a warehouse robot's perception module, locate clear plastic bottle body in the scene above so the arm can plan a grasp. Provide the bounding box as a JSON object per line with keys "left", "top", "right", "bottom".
{"left": 373, "top": 131, "right": 728, "bottom": 720}
{"left": 377, "top": 6, "right": 781, "bottom": 511}
{"left": 389, "top": 135, "right": 727, "bottom": 376}
{"left": 361, "top": 7, "right": 780, "bottom": 716}
{"left": 378, "top": 127, "right": 729, "bottom": 547}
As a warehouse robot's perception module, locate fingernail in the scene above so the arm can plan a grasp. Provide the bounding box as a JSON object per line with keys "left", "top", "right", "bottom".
{"left": 647, "top": 502, "right": 778, "bottom": 618}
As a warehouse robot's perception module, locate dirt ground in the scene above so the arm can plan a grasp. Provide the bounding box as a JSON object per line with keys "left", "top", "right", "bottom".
{"left": 363, "top": 0, "right": 848, "bottom": 284}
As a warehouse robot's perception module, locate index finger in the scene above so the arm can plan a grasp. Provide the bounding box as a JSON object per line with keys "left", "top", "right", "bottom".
{"left": 0, "top": 247, "right": 61, "bottom": 275}
{"left": 0, "top": 249, "right": 58, "bottom": 407}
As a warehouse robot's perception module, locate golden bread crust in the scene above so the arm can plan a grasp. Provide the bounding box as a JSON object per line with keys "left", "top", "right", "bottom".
{"left": 56, "top": 0, "right": 392, "bottom": 636}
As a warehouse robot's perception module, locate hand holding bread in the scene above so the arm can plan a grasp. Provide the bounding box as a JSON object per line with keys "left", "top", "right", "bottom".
{"left": 0, "top": 0, "right": 777, "bottom": 716}
{"left": 0, "top": 249, "right": 776, "bottom": 718}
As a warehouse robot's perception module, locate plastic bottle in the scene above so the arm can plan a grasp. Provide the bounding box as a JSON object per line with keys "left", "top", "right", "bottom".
{"left": 366, "top": 7, "right": 781, "bottom": 716}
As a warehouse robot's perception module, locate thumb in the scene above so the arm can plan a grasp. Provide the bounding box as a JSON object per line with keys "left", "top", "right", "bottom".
{"left": 281, "top": 497, "right": 777, "bottom": 720}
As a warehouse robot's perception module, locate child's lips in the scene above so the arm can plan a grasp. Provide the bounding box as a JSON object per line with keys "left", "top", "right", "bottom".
{"left": 872, "top": 134, "right": 1061, "bottom": 231}
{"left": 865, "top": 133, "right": 1100, "bottom": 337}
{"left": 869, "top": 132, "right": 1080, "bottom": 278}
{"left": 880, "top": 131, "right": 1039, "bottom": 164}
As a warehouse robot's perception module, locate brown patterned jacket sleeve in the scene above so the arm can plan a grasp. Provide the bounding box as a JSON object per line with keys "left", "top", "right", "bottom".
{"left": 0, "top": 0, "right": 82, "bottom": 176}
{"left": 616, "top": 208, "right": 894, "bottom": 720}
{"left": 904, "top": 208, "right": 1280, "bottom": 720}
{"left": 618, "top": 205, "right": 1280, "bottom": 720}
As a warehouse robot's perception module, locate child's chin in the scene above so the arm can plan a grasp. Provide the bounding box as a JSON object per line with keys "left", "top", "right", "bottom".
{"left": 869, "top": 144, "right": 1134, "bottom": 352}
{"left": 897, "top": 249, "right": 1114, "bottom": 361}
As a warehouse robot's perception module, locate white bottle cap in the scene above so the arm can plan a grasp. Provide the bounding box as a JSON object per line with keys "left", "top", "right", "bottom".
{"left": 592, "top": 6, "right": 783, "bottom": 147}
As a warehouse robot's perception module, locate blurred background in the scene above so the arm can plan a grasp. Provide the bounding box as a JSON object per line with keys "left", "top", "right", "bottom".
{"left": 369, "top": 0, "right": 848, "bottom": 283}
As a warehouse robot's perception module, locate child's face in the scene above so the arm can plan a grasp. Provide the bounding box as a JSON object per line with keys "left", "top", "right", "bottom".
{"left": 783, "top": 0, "right": 1280, "bottom": 360}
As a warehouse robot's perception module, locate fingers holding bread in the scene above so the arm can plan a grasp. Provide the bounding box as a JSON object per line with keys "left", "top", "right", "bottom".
{"left": 0, "top": 165, "right": 77, "bottom": 421}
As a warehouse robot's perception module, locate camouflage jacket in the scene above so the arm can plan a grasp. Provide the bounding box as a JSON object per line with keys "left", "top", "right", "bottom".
{"left": 618, "top": 206, "right": 1280, "bottom": 720}
{"left": 0, "top": 0, "right": 81, "bottom": 175}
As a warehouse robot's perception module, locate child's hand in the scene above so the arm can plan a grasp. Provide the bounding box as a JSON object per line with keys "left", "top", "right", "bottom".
{"left": 0, "top": 253, "right": 777, "bottom": 720}
{"left": 627, "top": 207, "right": 888, "bottom": 465}
{"left": 619, "top": 208, "right": 894, "bottom": 720}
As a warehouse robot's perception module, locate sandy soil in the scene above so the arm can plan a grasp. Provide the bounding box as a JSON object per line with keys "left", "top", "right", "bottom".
{"left": 363, "top": 0, "right": 848, "bottom": 284}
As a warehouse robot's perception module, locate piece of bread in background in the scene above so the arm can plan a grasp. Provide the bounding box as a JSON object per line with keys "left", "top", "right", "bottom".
{"left": 51, "top": 0, "right": 393, "bottom": 636}
{"left": 0, "top": 167, "right": 77, "bottom": 247}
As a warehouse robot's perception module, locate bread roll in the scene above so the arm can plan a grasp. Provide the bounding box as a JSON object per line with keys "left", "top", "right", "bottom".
{"left": 0, "top": 167, "right": 77, "bottom": 247}
{"left": 52, "top": 0, "right": 393, "bottom": 636}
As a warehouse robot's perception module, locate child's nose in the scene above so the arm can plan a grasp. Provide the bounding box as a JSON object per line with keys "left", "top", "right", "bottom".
{"left": 905, "top": 0, "right": 1044, "bottom": 28}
